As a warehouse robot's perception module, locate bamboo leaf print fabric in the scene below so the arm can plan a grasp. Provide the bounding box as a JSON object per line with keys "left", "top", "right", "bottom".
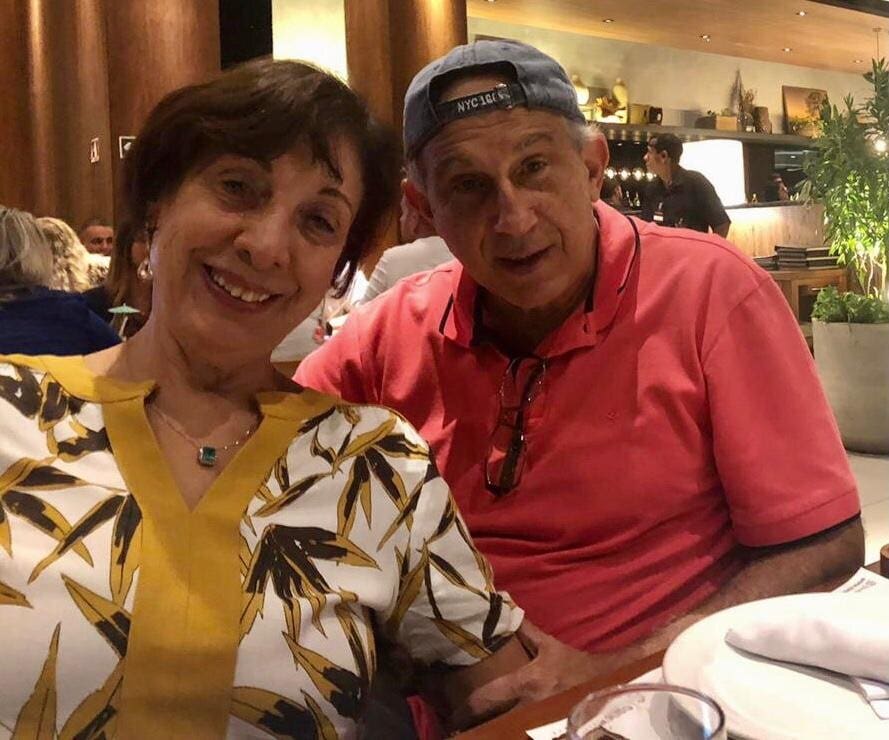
{"left": 0, "top": 358, "right": 522, "bottom": 738}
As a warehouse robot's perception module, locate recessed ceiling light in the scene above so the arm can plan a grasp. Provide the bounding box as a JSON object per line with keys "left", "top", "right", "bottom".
{"left": 603, "top": 18, "right": 615, "bottom": 24}
{"left": 783, "top": 47, "right": 793, "bottom": 52}
{"left": 854, "top": 58, "right": 864, "bottom": 63}
{"left": 700, "top": 34, "right": 712, "bottom": 42}
{"left": 796, "top": 10, "right": 807, "bottom": 16}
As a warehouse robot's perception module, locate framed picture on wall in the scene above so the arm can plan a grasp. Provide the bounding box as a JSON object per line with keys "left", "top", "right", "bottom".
{"left": 782, "top": 86, "right": 828, "bottom": 137}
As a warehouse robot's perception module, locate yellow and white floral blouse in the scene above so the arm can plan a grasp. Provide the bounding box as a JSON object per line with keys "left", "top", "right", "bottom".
{"left": 0, "top": 355, "right": 522, "bottom": 739}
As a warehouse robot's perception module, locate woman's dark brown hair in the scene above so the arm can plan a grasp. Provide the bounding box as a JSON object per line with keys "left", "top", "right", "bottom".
{"left": 122, "top": 58, "right": 400, "bottom": 295}
{"left": 105, "top": 219, "right": 144, "bottom": 307}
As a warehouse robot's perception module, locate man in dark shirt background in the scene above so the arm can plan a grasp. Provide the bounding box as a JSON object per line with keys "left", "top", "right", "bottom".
{"left": 642, "top": 133, "right": 731, "bottom": 237}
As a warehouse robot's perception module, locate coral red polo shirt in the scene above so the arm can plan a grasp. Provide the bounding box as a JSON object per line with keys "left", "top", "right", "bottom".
{"left": 296, "top": 202, "right": 860, "bottom": 652}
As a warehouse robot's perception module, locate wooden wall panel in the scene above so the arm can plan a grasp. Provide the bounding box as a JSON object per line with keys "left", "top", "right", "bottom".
{"left": 41, "top": 0, "right": 114, "bottom": 227}
{"left": 0, "top": 0, "right": 35, "bottom": 211}
{"left": 21, "top": 0, "right": 113, "bottom": 226}
{"left": 726, "top": 203, "right": 824, "bottom": 257}
{"left": 105, "top": 0, "right": 221, "bottom": 219}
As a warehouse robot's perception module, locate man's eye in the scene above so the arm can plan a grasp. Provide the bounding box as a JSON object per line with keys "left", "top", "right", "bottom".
{"left": 453, "top": 177, "right": 485, "bottom": 194}
{"left": 523, "top": 159, "right": 548, "bottom": 176}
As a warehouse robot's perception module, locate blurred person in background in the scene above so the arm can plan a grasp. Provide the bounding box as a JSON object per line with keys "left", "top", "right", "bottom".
{"left": 37, "top": 216, "right": 108, "bottom": 292}
{"left": 78, "top": 217, "right": 114, "bottom": 256}
{"left": 642, "top": 133, "right": 731, "bottom": 237}
{"left": 0, "top": 206, "right": 120, "bottom": 355}
{"left": 358, "top": 188, "right": 453, "bottom": 305}
{"left": 83, "top": 219, "right": 152, "bottom": 338}
{"left": 600, "top": 178, "right": 625, "bottom": 210}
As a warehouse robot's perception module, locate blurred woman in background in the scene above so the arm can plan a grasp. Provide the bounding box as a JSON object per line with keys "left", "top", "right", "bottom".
{"left": 36, "top": 216, "right": 108, "bottom": 292}
{"left": 0, "top": 205, "right": 120, "bottom": 354}
{"left": 84, "top": 219, "right": 152, "bottom": 337}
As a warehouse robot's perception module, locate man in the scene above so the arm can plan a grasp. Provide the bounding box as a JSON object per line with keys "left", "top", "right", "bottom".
{"left": 78, "top": 218, "right": 114, "bottom": 256}
{"left": 358, "top": 189, "right": 453, "bottom": 304}
{"left": 297, "top": 40, "right": 862, "bottom": 709}
{"left": 642, "top": 133, "right": 731, "bottom": 237}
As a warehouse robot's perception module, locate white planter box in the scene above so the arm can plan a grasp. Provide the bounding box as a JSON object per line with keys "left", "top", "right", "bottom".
{"left": 813, "top": 320, "right": 889, "bottom": 454}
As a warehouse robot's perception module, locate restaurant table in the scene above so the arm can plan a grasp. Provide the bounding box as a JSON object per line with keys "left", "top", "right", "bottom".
{"left": 768, "top": 267, "right": 848, "bottom": 322}
{"left": 457, "top": 559, "right": 885, "bottom": 739}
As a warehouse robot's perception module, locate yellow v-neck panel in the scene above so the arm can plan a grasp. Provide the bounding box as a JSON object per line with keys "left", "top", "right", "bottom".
{"left": 13, "top": 354, "right": 340, "bottom": 738}
{"left": 106, "top": 399, "right": 308, "bottom": 739}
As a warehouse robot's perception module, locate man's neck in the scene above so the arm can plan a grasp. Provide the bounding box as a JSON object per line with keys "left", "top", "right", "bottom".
{"left": 480, "top": 259, "right": 597, "bottom": 357}
{"left": 663, "top": 164, "right": 681, "bottom": 188}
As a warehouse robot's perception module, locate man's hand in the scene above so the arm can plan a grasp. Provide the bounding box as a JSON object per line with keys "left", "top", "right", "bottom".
{"left": 462, "top": 620, "right": 610, "bottom": 721}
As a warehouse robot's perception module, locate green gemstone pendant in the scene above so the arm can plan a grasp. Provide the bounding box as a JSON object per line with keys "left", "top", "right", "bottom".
{"left": 197, "top": 446, "right": 218, "bottom": 467}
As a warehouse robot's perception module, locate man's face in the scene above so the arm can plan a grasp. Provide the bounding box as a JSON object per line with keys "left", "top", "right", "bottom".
{"left": 81, "top": 225, "right": 114, "bottom": 255}
{"left": 413, "top": 74, "right": 605, "bottom": 314}
{"left": 643, "top": 139, "right": 669, "bottom": 181}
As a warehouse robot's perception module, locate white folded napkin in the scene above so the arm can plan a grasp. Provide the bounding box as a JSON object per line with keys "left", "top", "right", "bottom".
{"left": 725, "top": 592, "right": 889, "bottom": 719}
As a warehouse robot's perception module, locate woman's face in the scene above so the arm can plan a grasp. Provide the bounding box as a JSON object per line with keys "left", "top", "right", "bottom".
{"left": 148, "top": 139, "right": 364, "bottom": 363}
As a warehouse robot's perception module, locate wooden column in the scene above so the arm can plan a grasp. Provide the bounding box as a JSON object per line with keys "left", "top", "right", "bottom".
{"left": 344, "top": 0, "right": 466, "bottom": 258}
{"left": 345, "top": 0, "right": 467, "bottom": 137}
{"left": 105, "top": 0, "right": 220, "bottom": 220}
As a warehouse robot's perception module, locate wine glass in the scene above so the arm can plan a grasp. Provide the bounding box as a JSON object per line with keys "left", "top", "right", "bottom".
{"left": 567, "top": 683, "right": 726, "bottom": 740}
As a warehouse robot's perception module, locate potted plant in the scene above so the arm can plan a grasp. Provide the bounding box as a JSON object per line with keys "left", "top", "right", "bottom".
{"left": 804, "top": 59, "right": 889, "bottom": 453}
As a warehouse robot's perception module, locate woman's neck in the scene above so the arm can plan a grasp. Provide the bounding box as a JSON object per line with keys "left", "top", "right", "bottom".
{"left": 87, "top": 318, "right": 286, "bottom": 420}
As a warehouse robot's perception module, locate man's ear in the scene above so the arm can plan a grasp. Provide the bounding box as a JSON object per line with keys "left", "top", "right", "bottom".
{"left": 582, "top": 131, "right": 610, "bottom": 202}
{"left": 403, "top": 177, "right": 434, "bottom": 223}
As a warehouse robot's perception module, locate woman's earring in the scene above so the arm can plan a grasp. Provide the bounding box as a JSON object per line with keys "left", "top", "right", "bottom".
{"left": 137, "top": 256, "right": 153, "bottom": 281}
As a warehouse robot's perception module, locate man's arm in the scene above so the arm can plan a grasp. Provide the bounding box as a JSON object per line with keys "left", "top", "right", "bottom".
{"left": 694, "top": 173, "right": 731, "bottom": 237}
{"left": 464, "top": 516, "right": 864, "bottom": 716}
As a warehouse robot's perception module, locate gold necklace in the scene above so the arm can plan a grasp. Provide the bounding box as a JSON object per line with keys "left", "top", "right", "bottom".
{"left": 149, "top": 404, "right": 259, "bottom": 467}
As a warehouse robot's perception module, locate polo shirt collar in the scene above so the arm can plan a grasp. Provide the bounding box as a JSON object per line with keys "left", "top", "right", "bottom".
{"left": 438, "top": 202, "right": 639, "bottom": 356}
{"left": 667, "top": 166, "right": 688, "bottom": 191}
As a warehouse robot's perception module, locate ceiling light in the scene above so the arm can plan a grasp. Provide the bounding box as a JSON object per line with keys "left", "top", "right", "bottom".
{"left": 854, "top": 59, "right": 864, "bottom": 63}
{"left": 796, "top": 10, "right": 806, "bottom": 16}
{"left": 700, "top": 34, "right": 712, "bottom": 42}
{"left": 783, "top": 47, "right": 793, "bottom": 52}
{"left": 603, "top": 18, "right": 614, "bottom": 24}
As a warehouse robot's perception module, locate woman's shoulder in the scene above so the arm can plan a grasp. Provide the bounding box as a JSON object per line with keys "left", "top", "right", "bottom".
{"left": 272, "top": 386, "right": 431, "bottom": 460}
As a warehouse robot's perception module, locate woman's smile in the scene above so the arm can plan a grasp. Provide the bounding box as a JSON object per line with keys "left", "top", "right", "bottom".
{"left": 201, "top": 263, "right": 285, "bottom": 312}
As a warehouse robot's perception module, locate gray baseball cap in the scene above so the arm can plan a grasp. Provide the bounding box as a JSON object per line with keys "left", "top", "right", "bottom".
{"left": 403, "top": 39, "right": 586, "bottom": 158}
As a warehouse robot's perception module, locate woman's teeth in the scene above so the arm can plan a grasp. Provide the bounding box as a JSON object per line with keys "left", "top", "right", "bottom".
{"left": 209, "top": 269, "right": 271, "bottom": 304}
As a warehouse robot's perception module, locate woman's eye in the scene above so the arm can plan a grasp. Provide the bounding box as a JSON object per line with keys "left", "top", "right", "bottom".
{"left": 222, "top": 179, "right": 249, "bottom": 195}
{"left": 308, "top": 214, "right": 336, "bottom": 234}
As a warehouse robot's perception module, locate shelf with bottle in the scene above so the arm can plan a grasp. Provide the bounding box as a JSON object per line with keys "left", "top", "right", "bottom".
{"left": 596, "top": 122, "right": 818, "bottom": 148}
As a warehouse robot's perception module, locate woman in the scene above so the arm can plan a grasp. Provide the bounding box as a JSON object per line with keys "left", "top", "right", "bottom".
{"left": 36, "top": 215, "right": 109, "bottom": 292}
{"left": 0, "top": 60, "right": 527, "bottom": 738}
{"left": 83, "top": 219, "right": 152, "bottom": 338}
{"left": 0, "top": 206, "right": 120, "bottom": 355}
